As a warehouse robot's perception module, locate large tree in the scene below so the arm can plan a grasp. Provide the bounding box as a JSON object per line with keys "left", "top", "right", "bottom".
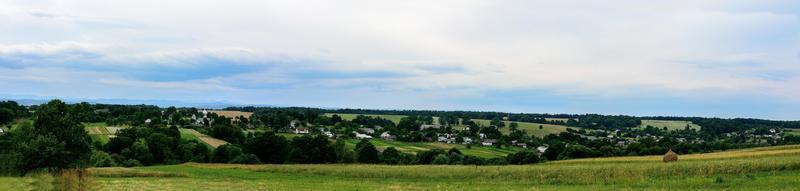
{"left": 17, "top": 100, "right": 91, "bottom": 174}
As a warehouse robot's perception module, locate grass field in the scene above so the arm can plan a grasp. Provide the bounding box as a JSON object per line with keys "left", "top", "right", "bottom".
{"left": 179, "top": 128, "right": 228, "bottom": 148}
{"left": 785, "top": 129, "right": 800, "bottom": 136}
{"left": 323, "top": 113, "right": 410, "bottom": 124}
{"left": 470, "top": 119, "right": 575, "bottom": 138}
{"left": 637, "top": 120, "right": 701, "bottom": 131}
{"left": 5, "top": 144, "right": 800, "bottom": 190}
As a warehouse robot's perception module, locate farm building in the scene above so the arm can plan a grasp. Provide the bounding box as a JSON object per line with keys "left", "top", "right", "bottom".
{"left": 355, "top": 132, "right": 373, "bottom": 139}
{"left": 481, "top": 139, "right": 497, "bottom": 146}
{"left": 294, "top": 127, "right": 309, "bottom": 134}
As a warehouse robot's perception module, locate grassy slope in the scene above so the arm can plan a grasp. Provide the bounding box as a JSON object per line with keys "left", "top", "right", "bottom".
{"left": 42, "top": 144, "right": 797, "bottom": 190}
{"left": 637, "top": 120, "right": 701, "bottom": 131}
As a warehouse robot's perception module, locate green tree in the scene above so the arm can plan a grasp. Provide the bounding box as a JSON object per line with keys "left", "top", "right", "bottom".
{"left": 355, "top": 140, "right": 379, "bottom": 163}
{"left": 213, "top": 144, "right": 244, "bottom": 163}
{"left": 245, "top": 132, "right": 289, "bottom": 164}
{"left": 17, "top": 100, "right": 91, "bottom": 174}
{"left": 381, "top": 147, "right": 401, "bottom": 164}
{"left": 509, "top": 122, "right": 519, "bottom": 131}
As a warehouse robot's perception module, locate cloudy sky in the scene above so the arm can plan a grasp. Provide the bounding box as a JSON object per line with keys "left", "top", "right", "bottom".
{"left": 0, "top": 0, "right": 798, "bottom": 119}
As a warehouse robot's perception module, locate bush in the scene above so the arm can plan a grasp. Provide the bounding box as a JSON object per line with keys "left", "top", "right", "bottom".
{"left": 230, "top": 154, "right": 261, "bottom": 164}
{"left": 432, "top": 154, "right": 450, "bottom": 164}
{"left": 507, "top": 151, "right": 541, "bottom": 165}
{"left": 213, "top": 144, "right": 244, "bottom": 163}
{"left": 89, "top": 150, "right": 117, "bottom": 167}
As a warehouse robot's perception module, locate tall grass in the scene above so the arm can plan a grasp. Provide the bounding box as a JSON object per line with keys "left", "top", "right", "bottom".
{"left": 179, "top": 145, "right": 800, "bottom": 185}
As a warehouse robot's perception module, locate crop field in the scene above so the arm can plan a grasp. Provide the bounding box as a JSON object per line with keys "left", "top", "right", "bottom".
{"left": 179, "top": 128, "right": 228, "bottom": 148}
{"left": 637, "top": 120, "right": 700, "bottom": 131}
{"left": 209, "top": 110, "right": 253, "bottom": 119}
{"left": 343, "top": 139, "right": 522, "bottom": 158}
{"left": 5, "top": 144, "right": 800, "bottom": 190}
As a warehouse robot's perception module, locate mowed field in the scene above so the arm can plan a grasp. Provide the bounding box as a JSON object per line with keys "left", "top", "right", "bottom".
{"left": 637, "top": 120, "right": 701, "bottom": 131}
{"left": 209, "top": 110, "right": 253, "bottom": 119}
{"left": 5, "top": 144, "right": 800, "bottom": 190}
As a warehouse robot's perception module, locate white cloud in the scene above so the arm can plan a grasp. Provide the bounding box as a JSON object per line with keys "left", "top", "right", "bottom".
{"left": 0, "top": 0, "right": 799, "bottom": 110}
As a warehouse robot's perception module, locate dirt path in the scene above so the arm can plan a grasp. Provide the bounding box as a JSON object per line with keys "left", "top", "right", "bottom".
{"left": 183, "top": 129, "right": 228, "bottom": 148}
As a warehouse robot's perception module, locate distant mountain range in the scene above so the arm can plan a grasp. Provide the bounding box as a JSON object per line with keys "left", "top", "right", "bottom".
{"left": 0, "top": 94, "right": 271, "bottom": 109}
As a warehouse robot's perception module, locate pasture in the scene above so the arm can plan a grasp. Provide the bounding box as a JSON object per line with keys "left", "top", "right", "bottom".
{"left": 323, "top": 113, "right": 410, "bottom": 124}
{"left": 637, "top": 120, "right": 700, "bottom": 131}
{"left": 5, "top": 144, "right": 800, "bottom": 190}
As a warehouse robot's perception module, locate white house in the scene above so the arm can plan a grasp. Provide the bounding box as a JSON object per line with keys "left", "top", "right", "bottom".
{"left": 144, "top": 118, "right": 152, "bottom": 124}
{"left": 537, "top": 146, "right": 548, "bottom": 153}
{"left": 0, "top": 128, "right": 5, "bottom": 133}
{"left": 481, "top": 139, "right": 497, "bottom": 146}
{"left": 323, "top": 131, "right": 334, "bottom": 138}
{"left": 462, "top": 137, "right": 473, "bottom": 144}
{"left": 293, "top": 127, "right": 309, "bottom": 134}
{"left": 380, "top": 132, "right": 396, "bottom": 140}
{"left": 355, "top": 132, "right": 373, "bottom": 139}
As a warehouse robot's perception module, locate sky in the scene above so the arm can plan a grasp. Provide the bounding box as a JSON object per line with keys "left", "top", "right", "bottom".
{"left": 0, "top": 0, "right": 799, "bottom": 119}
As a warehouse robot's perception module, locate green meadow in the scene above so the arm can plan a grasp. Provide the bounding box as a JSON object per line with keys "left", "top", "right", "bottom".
{"left": 637, "top": 120, "right": 701, "bottom": 131}
{"left": 5, "top": 144, "right": 800, "bottom": 190}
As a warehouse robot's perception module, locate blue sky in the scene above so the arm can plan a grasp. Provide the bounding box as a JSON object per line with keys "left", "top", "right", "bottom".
{"left": 0, "top": 0, "right": 799, "bottom": 119}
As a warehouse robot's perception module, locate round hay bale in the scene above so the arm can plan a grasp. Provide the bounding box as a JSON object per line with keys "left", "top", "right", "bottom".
{"left": 663, "top": 149, "right": 678, "bottom": 162}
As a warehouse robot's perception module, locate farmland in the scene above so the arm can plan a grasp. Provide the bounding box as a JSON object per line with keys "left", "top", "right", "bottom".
{"left": 323, "top": 113, "right": 410, "bottom": 124}
{"left": 209, "top": 110, "right": 253, "bottom": 119}
{"left": 637, "top": 120, "right": 701, "bottom": 131}
{"left": 81, "top": 122, "right": 226, "bottom": 148}
{"left": 5, "top": 144, "right": 800, "bottom": 190}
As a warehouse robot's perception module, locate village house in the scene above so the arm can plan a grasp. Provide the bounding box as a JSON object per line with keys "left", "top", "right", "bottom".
{"left": 462, "top": 137, "right": 473, "bottom": 144}
{"left": 481, "top": 139, "right": 497, "bottom": 146}
{"left": 323, "top": 131, "right": 334, "bottom": 138}
{"left": 355, "top": 132, "right": 373, "bottom": 139}
{"left": 293, "top": 127, "right": 309, "bottom": 134}
{"left": 380, "top": 132, "right": 396, "bottom": 141}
